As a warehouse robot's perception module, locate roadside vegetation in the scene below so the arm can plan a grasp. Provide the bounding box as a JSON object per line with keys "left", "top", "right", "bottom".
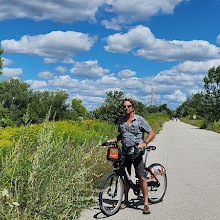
{"left": 175, "top": 66, "right": 220, "bottom": 133}
{"left": 0, "top": 112, "right": 169, "bottom": 219}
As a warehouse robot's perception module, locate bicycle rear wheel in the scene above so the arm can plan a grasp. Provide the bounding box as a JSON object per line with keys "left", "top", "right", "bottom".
{"left": 146, "top": 163, "right": 167, "bottom": 204}
{"left": 99, "top": 172, "right": 124, "bottom": 216}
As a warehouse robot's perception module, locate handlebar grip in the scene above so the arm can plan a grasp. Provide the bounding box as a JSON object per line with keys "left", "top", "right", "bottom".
{"left": 146, "top": 146, "right": 156, "bottom": 150}
{"left": 102, "top": 141, "right": 118, "bottom": 146}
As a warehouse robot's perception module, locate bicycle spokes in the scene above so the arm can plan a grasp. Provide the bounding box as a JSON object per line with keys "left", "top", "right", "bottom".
{"left": 147, "top": 163, "right": 167, "bottom": 204}
{"left": 99, "top": 173, "right": 123, "bottom": 216}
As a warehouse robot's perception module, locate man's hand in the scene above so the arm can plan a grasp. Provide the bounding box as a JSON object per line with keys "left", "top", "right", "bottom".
{"left": 107, "top": 138, "right": 117, "bottom": 143}
{"left": 138, "top": 142, "right": 147, "bottom": 149}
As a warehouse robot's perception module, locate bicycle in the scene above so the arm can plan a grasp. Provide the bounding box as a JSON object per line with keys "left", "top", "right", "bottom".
{"left": 99, "top": 141, "right": 167, "bottom": 216}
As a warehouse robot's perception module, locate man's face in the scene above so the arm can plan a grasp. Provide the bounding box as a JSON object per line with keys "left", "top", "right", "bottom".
{"left": 123, "top": 101, "right": 134, "bottom": 115}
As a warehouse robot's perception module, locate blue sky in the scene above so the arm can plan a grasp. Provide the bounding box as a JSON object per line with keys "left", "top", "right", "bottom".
{"left": 1, "top": 0, "right": 220, "bottom": 110}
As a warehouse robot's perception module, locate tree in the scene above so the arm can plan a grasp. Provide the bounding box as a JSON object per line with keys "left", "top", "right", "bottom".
{"left": 134, "top": 100, "right": 149, "bottom": 118}
{"left": 71, "top": 99, "right": 87, "bottom": 120}
{"left": 0, "top": 78, "right": 32, "bottom": 125}
{"left": 175, "top": 66, "right": 220, "bottom": 123}
{"left": 93, "top": 91, "right": 124, "bottom": 124}
{"left": 203, "top": 66, "right": 220, "bottom": 122}
{"left": 0, "top": 47, "right": 3, "bottom": 75}
{"left": 158, "top": 103, "right": 173, "bottom": 117}
{"left": 29, "top": 90, "right": 70, "bottom": 123}
{"left": 0, "top": 104, "right": 15, "bottom": 127}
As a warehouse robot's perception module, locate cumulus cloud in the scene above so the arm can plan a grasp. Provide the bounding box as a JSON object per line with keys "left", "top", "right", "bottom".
{"left": 96, "top": 75, "right": 119, "bottom": 85}
{"left": 25, "top": 80, "right": 47, "bottom": 90}
{"left": 153, "top": 70, "right": 204, "bottom": 86}
{"left": 0, "top": 0, "right": 105, "bottom": 23}
{"left": 48, "top": 75, "right": 79, "bottom": 88}
{"left": 2, "top": 67, "right": 22, "bottom": 77}
{"left": 62, "top": 58, "right": 74, "bottom": 64}
{"left": 0, "top": 0, "right": 184, "bottom": 29}
{"left": 105, "top": 25, "right": 220, "bottom": 61}
{"left": 2, "top": 57, "right": 13, "bottom": 66}
{"left": 118, "top": 69, "right": 136, "bottom": 78}
{"left": 1, "top": 31, "right": 96, "bottom": 59}
{"left": 55, "top": 66, "right": 67, "bottom": 74}
{"left": 173, "top": 59, "right": 220, "bottom": 73}
{"left": 70, "top": 60, "right": 109, "bottom": 78}
{"left": 43, "top": 58, "right": 57, "bottom": 64}
{"left": 102, "top": 0, "right": 184, "bottom": 29}
{"left": 163, "top": 90, "right": 187, "bottom": 102}
{"left": 38, "top": 71, "right": 54, "bottom": 79}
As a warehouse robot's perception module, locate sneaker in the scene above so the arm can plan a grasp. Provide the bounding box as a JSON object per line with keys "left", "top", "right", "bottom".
{"left": 143, "top": 205, "right": 151, "bottom": 214}
{"left": 120, "top": 201, "right": 130, "bottom": 209}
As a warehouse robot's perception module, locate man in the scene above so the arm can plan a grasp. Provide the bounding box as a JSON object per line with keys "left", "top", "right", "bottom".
{"left": 108, "top": 98, "right": 155, "bottom": 214}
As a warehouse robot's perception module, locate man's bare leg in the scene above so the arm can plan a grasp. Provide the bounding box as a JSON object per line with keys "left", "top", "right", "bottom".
{"left": 139, "top": 177, "right": 149, "bottom": 206}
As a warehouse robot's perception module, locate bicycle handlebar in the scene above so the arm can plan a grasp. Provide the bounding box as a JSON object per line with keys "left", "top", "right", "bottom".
{"left": 102, "top": 142, "right": 156, "bottom": 151}
{"left": 102, "top": 141, "right": 118, "bottom": 146}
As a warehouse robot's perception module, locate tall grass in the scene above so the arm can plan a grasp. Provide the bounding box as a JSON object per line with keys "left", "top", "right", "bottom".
{"left": 180, "top": 118, "right": 220, "bottom": 133}
{"left": 0, "top": 117, "right": 117, "bottom": 219}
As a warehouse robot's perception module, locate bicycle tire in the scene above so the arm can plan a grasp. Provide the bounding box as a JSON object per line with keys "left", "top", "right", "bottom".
{"left": 99, "top": 172, "right": 124, "bottom": 216}
{"left": 146, "top": 163, "right": 167, "bottom": 204}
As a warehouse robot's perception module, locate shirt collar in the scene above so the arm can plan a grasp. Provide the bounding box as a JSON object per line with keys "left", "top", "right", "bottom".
{"left": 123, "top": 113, "right": 137, "bottom": 121}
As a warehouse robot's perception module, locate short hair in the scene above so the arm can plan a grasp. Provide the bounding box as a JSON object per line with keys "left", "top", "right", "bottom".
{"left": 122, "top": 98, "right": 135, "bottom": 108}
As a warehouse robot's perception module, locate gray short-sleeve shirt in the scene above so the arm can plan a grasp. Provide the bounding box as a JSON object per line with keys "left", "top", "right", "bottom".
{"left": 118, "top": 114, "right": 152, "bottom": 147}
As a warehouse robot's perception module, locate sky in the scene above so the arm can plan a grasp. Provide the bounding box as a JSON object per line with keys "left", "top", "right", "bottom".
{"left": 1, "top": 0, "right": 220, "bottom": 110}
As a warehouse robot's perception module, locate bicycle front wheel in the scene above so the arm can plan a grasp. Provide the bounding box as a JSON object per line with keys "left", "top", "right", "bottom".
{"left": 146, "top": 163, "right": 167, "bottom": 204}
{"left": 99, "top": 172, "right": 124, "bottom": 216}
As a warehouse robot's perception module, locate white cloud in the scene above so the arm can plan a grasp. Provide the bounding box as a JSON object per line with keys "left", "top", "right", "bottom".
{"left": 105, "top": 25, "right": 220, "bottom": 61}
{"left": 48, "top": 75, "right": 79, "bottom": 88}
{"left": 118, "top": 69, "right": 136, "bottom": 78}
{"left": 173, "top": 59, "right": 220, "bottom": 73}
{"left": 25, "top": 80, "right": 47, "bottom": 90}
{"left": 55, "top": 66, "right": 67, "bottom": 74}
{"left": 154, "top": 71, "right": 204, "bottom": 86}
{"left": 43, "top": 58, "right": 57, "bottom": 64}
{"left": 102, "top": 0, "right": 185, "bottom": 29}
{"left": 2, "top": 57, "right": 13, "bottom": 66}
{"left": 121, "top": 77, "right": 142, "bottom": 89}
{"left": 70, "top": 60, "right": 109, "bottom": 78}
{"left": 0, "top": 0, "right": 105, "bottom": 23}
{"left": 163, "top": 90, "right": 187, "bottom": 102}
{"left": 2, "top": 67, "right": 22, "bottom": 77}
{"left": 62, "top": 58, "right": 74, "bottom": 64}
{"left": 217, "top": 34, "right": 220, "bottom": 44}
{"left": 96, "top": 75, "right": 119, "bottom": 85}
{"left": 0, "top": 0, "right": 184, "bottom": 28}
{"left": 1, "top": 31, "right": 96, "bottom": 59}
{"left": 38, "top": 71, "right": 54, "bottom": 79}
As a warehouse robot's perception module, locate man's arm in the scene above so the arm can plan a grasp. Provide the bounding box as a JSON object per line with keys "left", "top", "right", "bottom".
{"left": 138, "top": 130, "right": 155, "bottom": 149}
{"left": 145, "top": 130, "right": 155, "bottom": 144}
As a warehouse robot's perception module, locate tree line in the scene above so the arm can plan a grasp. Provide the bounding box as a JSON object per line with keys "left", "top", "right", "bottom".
{"left": 176, "top": 65, "right": 220, "bottom": 127}
{"left": 0, "top": 77, "right": 172, "bottom": 127}
{"left": 1, "top": 46, "right": 219, "bottom": 128}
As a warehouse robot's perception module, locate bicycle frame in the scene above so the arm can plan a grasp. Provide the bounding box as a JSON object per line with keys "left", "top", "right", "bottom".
{"left": 99, "top": 142, "right": 167, "bottom": 216}
{"left": 111, "top": 145, "right": 159, "bottom": 195}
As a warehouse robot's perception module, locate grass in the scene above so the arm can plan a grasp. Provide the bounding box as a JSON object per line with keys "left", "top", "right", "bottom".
{"left": 0, "top": 113, "right": 169, "bottom": 219}
{"left": 180, "top": 118, "right": 220, "bottom": 133}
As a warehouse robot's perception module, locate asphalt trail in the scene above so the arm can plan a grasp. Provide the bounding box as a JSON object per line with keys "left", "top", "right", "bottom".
{"left": 78, "top": 121, "right": 220, "bottom": 220}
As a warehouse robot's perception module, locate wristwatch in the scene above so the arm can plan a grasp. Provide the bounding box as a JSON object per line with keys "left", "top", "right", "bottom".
{"left": 143, "top": 141, "right": 148, "bottom": 145}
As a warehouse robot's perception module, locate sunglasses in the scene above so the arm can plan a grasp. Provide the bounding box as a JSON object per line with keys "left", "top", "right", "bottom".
{"left": 123, "top": 105, "right": 132, "bottom": 108}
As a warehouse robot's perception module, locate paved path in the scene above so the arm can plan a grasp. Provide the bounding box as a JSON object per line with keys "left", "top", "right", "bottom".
{"left": 78, "top": 121, "right": 220, "bottom": 220}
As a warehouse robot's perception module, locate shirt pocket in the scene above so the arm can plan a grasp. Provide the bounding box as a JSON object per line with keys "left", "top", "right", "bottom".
{"left": 129, "top": 122, "right": 137, "bottom": 134}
